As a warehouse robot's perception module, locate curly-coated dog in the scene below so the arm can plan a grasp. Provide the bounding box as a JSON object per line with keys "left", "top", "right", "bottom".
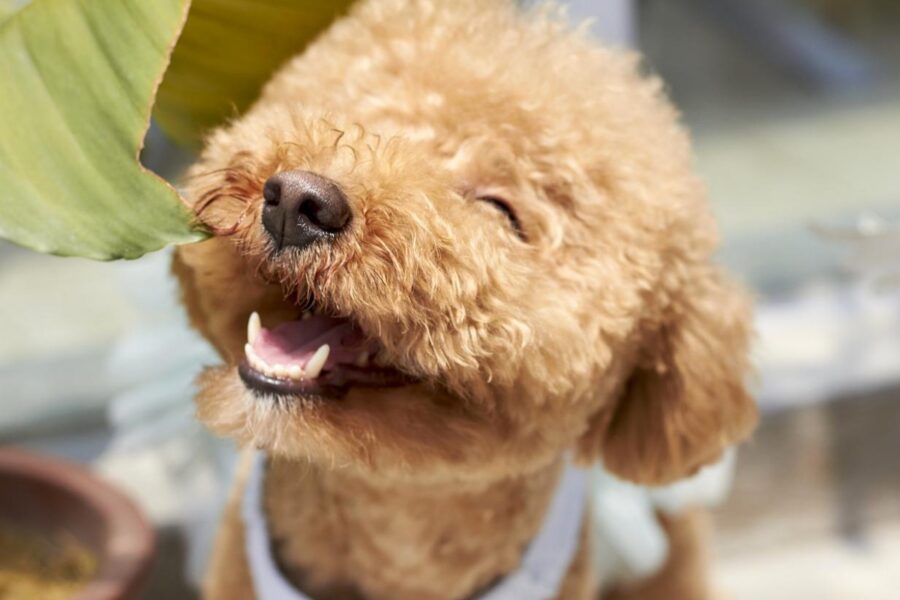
{"left": 173, "top": 1, "right": 757, "bottom": 598}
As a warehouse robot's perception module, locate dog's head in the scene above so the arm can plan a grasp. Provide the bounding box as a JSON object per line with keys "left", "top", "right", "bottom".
{"left": 174, "top": 0, "right": 756, "bottom": 484}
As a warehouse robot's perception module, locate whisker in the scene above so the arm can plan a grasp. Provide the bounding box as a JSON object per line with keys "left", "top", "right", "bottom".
{"left": 183, "top": 166, "right": 236, "bottom": 181}
{"left": 194, "top": 191, "right": 226, "bottom": 219}
{"left": 211, "top": 201, "right": 256, "bottom": 237}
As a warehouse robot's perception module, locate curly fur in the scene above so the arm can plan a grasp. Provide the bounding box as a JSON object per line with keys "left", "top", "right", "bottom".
{"left": 173, "top": 1, "right": 757, "bottom": 598}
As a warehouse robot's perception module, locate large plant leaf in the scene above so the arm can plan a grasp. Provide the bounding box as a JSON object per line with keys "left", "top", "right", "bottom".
{"left": 0, "top": 0, "right": 351, "bottom": 259}
{"left": 154, "top": 0, "right": 354, "bottom": 146}
{"left": 0, "top": 1, "right": 27, "bottom": 21}
{"left": 0, "top": 0, "right": 206, "bottom": 259}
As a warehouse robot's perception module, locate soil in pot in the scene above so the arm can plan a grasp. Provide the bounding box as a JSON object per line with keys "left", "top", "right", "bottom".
{"left": 0, "top": 519, "right": 98, "bottom": 600}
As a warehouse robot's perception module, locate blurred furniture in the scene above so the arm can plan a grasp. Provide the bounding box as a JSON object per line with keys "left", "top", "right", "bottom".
{"left": 683, "top": 0, "right": 878, "bottom": 90}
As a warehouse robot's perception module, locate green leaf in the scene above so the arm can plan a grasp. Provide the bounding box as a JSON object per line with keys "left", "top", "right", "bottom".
{"left": 0, "top": 0, "right": 351, "bottom": 260}
{"left": 0, "top": 1, "right": 27, "bottom": 22}
{"left": 0, "top": 0, "right": 206, "bottom": 259}
{"left": 154, "top": 0, "right": 354, "bottom": 146}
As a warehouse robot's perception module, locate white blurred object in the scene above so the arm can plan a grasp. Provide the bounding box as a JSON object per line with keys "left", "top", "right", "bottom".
{"left": 564, "top": 0, "right": 636, "bottom": 47}
{"left": 814, "top": 212, "right": 900, "bottom": 290}
{"left": 757, "top": 283, "right": 900, "bottom": 409}
{"left": 755, "top": 222, "right": 900, "bottom": 412}
{"left": 592, "top": 449, "right": 736, "bottom": 585}
{"left": 95, "top": 248, "right": 235, "bottom": 588}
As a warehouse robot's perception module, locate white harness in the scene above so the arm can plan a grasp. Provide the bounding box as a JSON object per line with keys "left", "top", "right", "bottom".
{"left": 241, "top": 452, "right": 587, "bottom": 600}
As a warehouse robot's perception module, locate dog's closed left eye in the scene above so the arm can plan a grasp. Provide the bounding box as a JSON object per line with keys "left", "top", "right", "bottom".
{"left": 476, "top": 195, "right": 525, "bottom": 240}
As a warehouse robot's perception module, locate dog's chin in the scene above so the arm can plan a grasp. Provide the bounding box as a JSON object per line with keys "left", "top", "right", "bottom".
{"left": 196, "top": 365, "right": 416, "bottom": 462}
{"left": 194, "top": 364, "right": 537, "bottom": 481}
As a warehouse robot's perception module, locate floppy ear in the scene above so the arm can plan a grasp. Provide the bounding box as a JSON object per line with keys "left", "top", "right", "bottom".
{"left": 577, "top": 265, "right": 757, "bottom": 485}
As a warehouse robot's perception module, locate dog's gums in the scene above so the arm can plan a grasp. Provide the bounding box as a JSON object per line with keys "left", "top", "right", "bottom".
{"left": 239, "top": 309, "right": 410, "bottom": 397}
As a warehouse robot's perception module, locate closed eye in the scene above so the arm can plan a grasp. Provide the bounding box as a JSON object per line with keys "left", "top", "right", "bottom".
{"left": 476, "top": 195, "right": 525, "bottom": 240}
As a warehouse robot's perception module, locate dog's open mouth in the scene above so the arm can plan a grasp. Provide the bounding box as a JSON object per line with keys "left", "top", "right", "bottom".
{"left": 238, "top": 308, "right": 410, "bottom": 397}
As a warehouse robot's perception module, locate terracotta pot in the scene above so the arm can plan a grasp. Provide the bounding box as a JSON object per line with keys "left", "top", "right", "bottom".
{"left": 0, "top": 447, "right": 156, "bottom": 600}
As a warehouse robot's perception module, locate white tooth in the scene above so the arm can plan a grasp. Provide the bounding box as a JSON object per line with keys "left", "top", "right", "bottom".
{"left": 249, "top": 351, "right": 264, "bottom": 371}
{"left": 245, "top": 345, "right": 264, "bottom": 371}
{"left": 273, "top": 364, "right": 288, "bottom": 379}
{"left": 305, "top": 344, "right": 330, "bottom": 378}
{"left": 288, "top": 365, "right": 303, "bottom": 380}
{"left": 355, "top": 351, "right": 370, "bottom": 367}
{"left": 247, "top": 312, "right": 261, "bottom": 344}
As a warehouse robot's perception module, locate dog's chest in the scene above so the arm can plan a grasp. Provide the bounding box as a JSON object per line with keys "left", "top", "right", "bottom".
{"left": 259, "top": 458, "right": 566, "bottom": 600}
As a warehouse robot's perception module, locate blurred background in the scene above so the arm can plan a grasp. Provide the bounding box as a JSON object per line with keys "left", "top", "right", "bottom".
{"left": 1, "top": 0, "right": 899, "bottom": 598}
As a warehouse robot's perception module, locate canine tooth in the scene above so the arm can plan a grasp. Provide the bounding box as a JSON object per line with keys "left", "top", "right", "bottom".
{"left": 247, "top": 312, "right": 261, "bottom": 344}
{"left": 305, "top": 344, "right": 330, "bottom": 378}
{"left": 355, "top": 351, "right": 370, "bottom": 367}
{"left": 288, "top": 365, "right": 303, "bottom": 380}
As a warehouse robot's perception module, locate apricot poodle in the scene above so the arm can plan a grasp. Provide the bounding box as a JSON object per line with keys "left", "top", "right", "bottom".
{"left": 173, "top": 1, "right": 757, "bottom": 598}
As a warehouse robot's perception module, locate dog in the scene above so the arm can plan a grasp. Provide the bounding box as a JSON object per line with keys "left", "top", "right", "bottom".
{"left": 173, "top": 1, "right": 757, "bottom": 598}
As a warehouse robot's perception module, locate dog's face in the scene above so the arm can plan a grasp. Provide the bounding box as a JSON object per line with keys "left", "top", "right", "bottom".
{"left": 175, "top": 1, "right": 755, "bottom": 484}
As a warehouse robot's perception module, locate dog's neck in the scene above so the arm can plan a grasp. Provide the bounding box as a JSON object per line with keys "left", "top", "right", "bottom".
{"left": 262, "top": 455, "right": 566, "bottom": 600}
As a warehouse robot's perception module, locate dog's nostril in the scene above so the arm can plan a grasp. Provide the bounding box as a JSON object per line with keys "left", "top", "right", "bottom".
{"left": 298, "top": 195, "right": 322, "bottom": 227}
{"left": 297, "top": 191, "right": 351, "bottom": 233}
{"left": 261, "top": 170, "right": 352, "bottom": 250}
{"left": 263, "top": 179, "right": 281, "bottom": 206}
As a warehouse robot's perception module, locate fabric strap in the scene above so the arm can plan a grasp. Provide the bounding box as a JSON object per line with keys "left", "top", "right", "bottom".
{"left": 241, "top": 452, "right": 587, "bottom": 600}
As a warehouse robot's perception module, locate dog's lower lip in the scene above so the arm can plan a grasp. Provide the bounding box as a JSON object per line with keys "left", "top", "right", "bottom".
{"left": 238, "top": 360, "right": 413, "bottom": 398}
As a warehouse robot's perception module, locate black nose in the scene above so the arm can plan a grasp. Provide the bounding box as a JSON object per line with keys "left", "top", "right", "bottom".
{"left": 261, "top": 170, "right": 352, "bottom": 250}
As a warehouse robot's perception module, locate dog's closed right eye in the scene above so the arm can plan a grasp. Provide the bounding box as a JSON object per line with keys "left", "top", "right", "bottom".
{"left": 476, "top": 195, "right": 525, "bottom": 241}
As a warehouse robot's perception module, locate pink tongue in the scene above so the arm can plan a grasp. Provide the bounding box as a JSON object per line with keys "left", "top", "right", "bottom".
{"left": 251, "top": 315, "right": 369, "bottom": 370}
